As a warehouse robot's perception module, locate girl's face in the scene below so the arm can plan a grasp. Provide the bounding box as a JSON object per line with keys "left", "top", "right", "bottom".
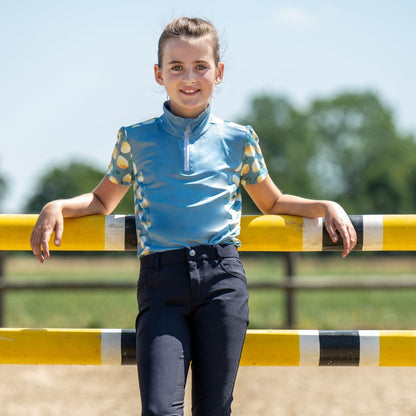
{"left": 154, "top": 35, "right": 224, "bottom": 118}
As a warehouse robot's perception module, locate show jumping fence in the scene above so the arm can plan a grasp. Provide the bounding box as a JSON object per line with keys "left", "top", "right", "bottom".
{"left": 1, "top": 328, "right": 416, "bottom": 367}
{"left": 2, "top": 213, "right": 416, "bottom": 252}
{"left": 1, "top": 213, "right": 416, "bottom": 366}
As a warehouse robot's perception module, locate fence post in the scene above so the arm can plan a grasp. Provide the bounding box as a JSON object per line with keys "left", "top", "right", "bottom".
{"left": 284, "top": 252, "right": 296, "bottom": 328}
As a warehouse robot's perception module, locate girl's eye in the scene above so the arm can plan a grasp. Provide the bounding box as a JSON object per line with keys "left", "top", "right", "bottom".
{"left": 196, "top": 64, "right": 207, "bottom": 71}
{"left": 171, "top": 65, "right": 183, "bottom": 71}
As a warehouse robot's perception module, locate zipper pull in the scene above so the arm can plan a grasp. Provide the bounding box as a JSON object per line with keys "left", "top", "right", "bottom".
{"left": 184, "top": 126, "right": 191, "bottom": 172}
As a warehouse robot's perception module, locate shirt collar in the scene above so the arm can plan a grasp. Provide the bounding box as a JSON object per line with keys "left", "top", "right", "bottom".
{"left": 159, "top": 101, "right": 212, "bottom": 137}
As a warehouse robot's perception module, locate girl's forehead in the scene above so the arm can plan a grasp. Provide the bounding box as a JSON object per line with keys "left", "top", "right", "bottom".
{"left": 162, "top": 36, "right": 215, "bottom": 62}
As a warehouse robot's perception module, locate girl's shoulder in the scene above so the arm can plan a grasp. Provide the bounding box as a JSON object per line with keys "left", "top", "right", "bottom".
{"left": 212, "top": 116, "right": 253, "bottom": 134}
{"left": 124, "top": 116, "right": 159, "bottom": 131}
{"left": 118, "top": 117, "right": 161, "bottom": 142}
{"left": 211, "top": 115, "right": 256, "bottom": 139}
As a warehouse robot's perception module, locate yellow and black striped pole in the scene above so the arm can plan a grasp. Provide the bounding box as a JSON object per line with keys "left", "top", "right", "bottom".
{"left": 1, "top": 214, "right": 416, "bottom": 252}
{"left": 0, "top": 328, "right": 415, "bottom": 366}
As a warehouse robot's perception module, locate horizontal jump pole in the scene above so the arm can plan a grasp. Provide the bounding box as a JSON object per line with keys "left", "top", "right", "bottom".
{"left": 1, "top": 214, "right": 416, "bottom": 252}
{"left": 0, "top": 329, "right": 415, "bottom": 367}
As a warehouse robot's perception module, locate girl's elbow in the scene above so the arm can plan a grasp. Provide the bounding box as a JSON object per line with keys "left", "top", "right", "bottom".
{"left": 260, "top": 206, "right": 274, "bottom": 215}
{"left": 258, "top": 200, "right": 280, "bottom": 215}
{"left": 100, "top": 206, "right": 114, "bottom": 216}
{"left": 97, "top": 200, "right": 117, "bottom": 216}
{"left": 92, "top": 193, "right": 114, "bottom": 215}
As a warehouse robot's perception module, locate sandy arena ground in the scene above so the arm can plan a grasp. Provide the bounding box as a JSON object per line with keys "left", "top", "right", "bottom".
{"left": 0, "top": 365, "right": 415, "bottom": 415}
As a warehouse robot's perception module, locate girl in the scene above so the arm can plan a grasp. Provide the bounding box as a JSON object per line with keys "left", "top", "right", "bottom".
{"left": 31, "top": 17, "right": 357, "bottom": 416}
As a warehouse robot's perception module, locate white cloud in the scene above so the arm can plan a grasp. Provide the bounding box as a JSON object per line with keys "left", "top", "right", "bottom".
{"left": 274, "top": 5, "right": 340, "bottom": 28}
{"left": 274, "top": 6, "right": 316, "bottom": 26}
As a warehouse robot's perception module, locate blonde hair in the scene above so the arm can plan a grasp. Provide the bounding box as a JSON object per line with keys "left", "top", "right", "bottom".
{"left": 157, "top": 17, "right": 221, "bottom": 67}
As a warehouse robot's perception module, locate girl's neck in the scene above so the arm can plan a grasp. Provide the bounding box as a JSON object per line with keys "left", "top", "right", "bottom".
{"left": 161, "top": 101, "right": 212, "bottom": 137}
{"left": 167, "top": 101, "right": 210, "bottom": 119}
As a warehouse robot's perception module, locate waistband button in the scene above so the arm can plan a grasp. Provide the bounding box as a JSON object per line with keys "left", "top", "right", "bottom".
{"left": 189, "top": 249, "right": 196, "bottom": 257}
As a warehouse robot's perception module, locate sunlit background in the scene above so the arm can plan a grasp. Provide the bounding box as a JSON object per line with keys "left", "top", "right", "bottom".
{"left": 1, "top": 0, "right": 415, "bottom": 212}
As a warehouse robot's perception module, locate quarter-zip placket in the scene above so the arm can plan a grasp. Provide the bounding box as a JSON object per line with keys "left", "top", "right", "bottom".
{"left": 184, "top": 126, "right": 191, "bottom": 172}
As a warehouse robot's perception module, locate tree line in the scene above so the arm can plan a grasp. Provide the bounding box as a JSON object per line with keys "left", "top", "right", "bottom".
{"left": 1, "top": 90, "right": 415, "bottom": 215}
{"left": 238, "top": 91, "right": 416, "bottom": 215}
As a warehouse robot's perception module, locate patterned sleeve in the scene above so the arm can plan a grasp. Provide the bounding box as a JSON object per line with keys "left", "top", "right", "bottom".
{"left": 106, "top": 127, "right": 134, "bottom": 185}
{"left": 240, "top": 126, "right": 268, "bottom": 186}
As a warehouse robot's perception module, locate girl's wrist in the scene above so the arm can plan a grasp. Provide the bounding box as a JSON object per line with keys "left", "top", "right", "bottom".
{"left": 42, "top": 200, "right": 65, "bottom": 216}
{"left": 315, "top": 200, "right": 338, "bottom": 218}
{"left": 45, "top": 200, "right": 63, "bottom": 210}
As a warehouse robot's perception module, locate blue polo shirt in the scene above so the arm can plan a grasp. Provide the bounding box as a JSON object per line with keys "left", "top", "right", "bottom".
{"left": 106, "top": 102, "right": 268, "bottom": 256}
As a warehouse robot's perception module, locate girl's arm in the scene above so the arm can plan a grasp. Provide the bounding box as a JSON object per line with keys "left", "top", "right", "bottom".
{"left": 244, "top": 175, "right": 357, "bottom": 257}
{"left": 30, "top": 176, "right": 130, "bottom": 263}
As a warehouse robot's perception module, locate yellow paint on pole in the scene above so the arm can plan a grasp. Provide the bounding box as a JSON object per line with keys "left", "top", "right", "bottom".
{"left": 240, "top": 215, "right": 303, "bottom": 252}
{"left": 0, "top": 214, "right": 38, "bottom": 250}
{"left": 0, "top": 328, "right": 102, "bottom": 365}
{"left": 0, "top": 214, "right": 106, "bottom": 251}
{"left": 3, "top": 213, "right": 416, "bottom": 252}
{"left": 2, "top": 329, "right": 416, "bottom": 366}
{"left": 383, "top": 215, "right": 416, "bottom": 251}
{"left": 379, "top": 330, "right": 416, "bottom": 367}
{"left": 240, "top": 330, "right": 300, "bottom": 366}
{"left": 56, "top": 215, "right": 106, "bottom": 251}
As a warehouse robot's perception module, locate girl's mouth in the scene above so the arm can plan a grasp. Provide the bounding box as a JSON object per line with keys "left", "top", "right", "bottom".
{"left": 181, "top": 89, "right": 200, "bottom": 96}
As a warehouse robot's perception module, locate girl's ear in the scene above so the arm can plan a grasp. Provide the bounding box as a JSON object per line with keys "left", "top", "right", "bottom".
{"left": 215, "top": 62, "right": 225, "bottom": 85}
{"left": 154, "top": 64, "right": 164, "bottom": 86}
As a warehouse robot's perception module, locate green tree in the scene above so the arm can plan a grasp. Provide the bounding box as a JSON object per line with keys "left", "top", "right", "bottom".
{"left": 25, "top": 161, "right": 134, "bottom": 214}
{"left": 0, "top": 173, "right": 5, "bottom": 212}
{"left": 238, "top": 91, "right": 416, "bottom": 215}
{"left": 238, "top": 96, "right": 320, "bottom": 213}
{"left": 0, "top": 159, "right": 6, "bottom": 211}
{"left": 306, "top": 91, "right": 416, "bottom": 213}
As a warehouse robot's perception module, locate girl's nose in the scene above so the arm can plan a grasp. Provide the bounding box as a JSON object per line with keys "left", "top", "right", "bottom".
{"left": 182, "top": 69, "right": 196, "bottom": 84}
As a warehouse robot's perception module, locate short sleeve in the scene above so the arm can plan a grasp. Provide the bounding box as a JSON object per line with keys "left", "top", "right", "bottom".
{"left": 106, "top": 127, "right": 134, "bottom": 185}
{"left": 240, "top": 126, "right": 268, "bottom": 186}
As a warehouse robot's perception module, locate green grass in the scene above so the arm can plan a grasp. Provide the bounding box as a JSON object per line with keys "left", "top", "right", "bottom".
{"left": 3, "top": 252, "right": 416, "bottom": 330}
{"left": 242, "top": 252, "right": 416, "bottom": 330}
{"left": 4, "top": 254, "right": 139, "bottom": 328}
{"left": 296, "top": 289, "right": 416, "bottom": 329}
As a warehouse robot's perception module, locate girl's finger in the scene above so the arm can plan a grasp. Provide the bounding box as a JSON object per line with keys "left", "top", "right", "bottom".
{"left": 325, "top": 221, "right": 338, "bottom": 242}
{"left": 54, "top": 221, "right": 64, "bottom": 246}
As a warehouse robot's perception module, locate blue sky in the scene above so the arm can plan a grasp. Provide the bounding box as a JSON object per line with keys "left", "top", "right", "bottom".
{"left": 1, "top": 0, "right": 415, "bottom": 212}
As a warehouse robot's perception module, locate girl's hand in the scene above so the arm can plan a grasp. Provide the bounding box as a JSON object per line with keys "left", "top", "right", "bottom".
{"left": 30, "top": 201, "right": 64, "bottom": 263}
{"left": 29, "top": 177, "right": 130, "bottom": 263}
{"left": 324, "top": 201, "right": 357, "bottom": 257}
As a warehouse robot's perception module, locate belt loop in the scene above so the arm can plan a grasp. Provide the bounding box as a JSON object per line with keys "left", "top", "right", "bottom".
{"left": 215, "top": 245, "right": 223, "bottom": 262}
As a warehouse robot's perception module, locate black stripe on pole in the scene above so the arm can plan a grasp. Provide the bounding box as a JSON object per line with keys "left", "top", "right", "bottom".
{"left": 125, "top": 215, "right": 137, "bottom": 251}
{"left": 319, "top": 330, "right": 360, "bottom": 366}
{"left": 121, "top": 329, "right": 136, "bottom": 365}
{"left": 322, "top": 215, "right": 363, "bottom": 251}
